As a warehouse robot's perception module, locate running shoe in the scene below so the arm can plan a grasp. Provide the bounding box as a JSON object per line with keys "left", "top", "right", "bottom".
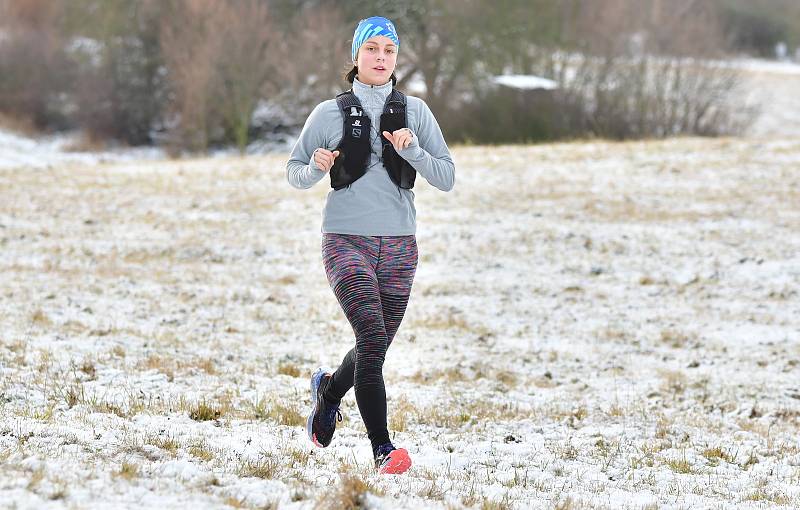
{"left": 374, "top": 442, "right": 412, "bottom": 474}
{"left": 306, "top": 366, "right": 342, "bottom": 447}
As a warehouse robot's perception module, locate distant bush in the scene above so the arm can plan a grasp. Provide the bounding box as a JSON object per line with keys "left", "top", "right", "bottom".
{"left": 715, "top": 0, "right": 800, "bottom": 57}
{"left": 0, "top": 5, "right": 73, "bottom": 131}
{"left": 442, "top": 86, "right": 582, "bottom": 144}
{"left": 445, "top": 0, "right": 752, "bottom": 145}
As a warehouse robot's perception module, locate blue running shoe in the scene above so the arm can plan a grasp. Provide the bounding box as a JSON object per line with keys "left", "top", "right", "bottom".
{"left": 306, "top": 367, "right": 342, "bottom": 447}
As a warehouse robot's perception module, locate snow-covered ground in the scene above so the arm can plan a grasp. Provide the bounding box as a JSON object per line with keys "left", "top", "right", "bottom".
{"left": 0, "top": 130, "right": 164, "bottom": 170}
{"left": 733, "top": 59, "right": 800, "bottom": 137}
{"left": 1, "top": 136, "right": 799, "bottom": 509}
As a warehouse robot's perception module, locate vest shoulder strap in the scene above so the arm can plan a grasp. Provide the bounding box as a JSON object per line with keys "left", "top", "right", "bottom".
{"left": 335, "top": 89, "right": 363, "bottom": 115}
{"left": 384, "top": 89, "right": 406, "bottom": 114}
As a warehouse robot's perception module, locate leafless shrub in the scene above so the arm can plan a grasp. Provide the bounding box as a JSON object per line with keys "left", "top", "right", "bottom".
{"left": 0, "top": 0, "right": 71, "bottom": 129}
{"left": 212, "top": 0, "right": 277, "bottom": 152}
{"left": 449, "top": 0, "right": 754, "bottom": 142}
{"left": 159, "top": 0, "right": 225, "bottom": 153}
{"left": 563, "top": 0, "right": 752, "bottom": 138}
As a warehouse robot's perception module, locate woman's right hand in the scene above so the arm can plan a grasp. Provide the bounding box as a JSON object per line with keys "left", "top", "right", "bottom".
{"left": 313, "top": 148, "right": 340, "bottom": 172}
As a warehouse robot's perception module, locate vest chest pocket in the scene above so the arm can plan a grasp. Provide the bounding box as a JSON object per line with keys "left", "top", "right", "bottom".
{"left": 330, "top": 88, "right": 417, "bottom": 190}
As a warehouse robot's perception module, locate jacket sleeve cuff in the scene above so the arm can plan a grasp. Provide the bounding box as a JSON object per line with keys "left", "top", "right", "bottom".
{"left": 309, "top": 149, "right": 327, "bottom": 175}
{"left": 397, "top": 132, "right": 424, "bottom": 161}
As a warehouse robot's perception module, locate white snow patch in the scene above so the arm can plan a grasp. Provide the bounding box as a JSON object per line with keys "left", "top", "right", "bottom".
{"left": 492, "top": 74, "right": 559, "bottom": 90}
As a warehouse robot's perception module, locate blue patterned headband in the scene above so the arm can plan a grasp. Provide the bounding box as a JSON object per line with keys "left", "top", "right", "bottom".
{"left": 351, "top": 16, "right": 400, "bottom": 62}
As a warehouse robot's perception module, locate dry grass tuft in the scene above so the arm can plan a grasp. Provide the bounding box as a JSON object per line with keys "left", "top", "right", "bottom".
{"left": 277, "top": 361, "right": 301, "bottom": 378}
{"left": 144, "top": 434, "right": 181, "bottom": 455}
{"left": 664, "top": 450, "right": 694, "bottom": 474}
{"left": 238, "top": 454, "right": 284, "bottom": 480}
{"left": 30, "top": 309, "right": 52, "bottom": 327}
{"left": 321, "top": 473, "right": 384, "bottom": 510}
{"left": 389, "top": 394, "right": 416, "bottom": 432}
{"left": 189, "top": 400, "right": 224, "bottom": 421}
{"left": 702, "top": 446, "right": 734, "bottom": 465}
{"left": 115, "top": 462, "right": 139, "bottom": 480}
{"left": 659, "top": 328, "right": 697, "bottom": 348}
{"left": 249, "top": 396, "right": 304, "bottom": 426}
{"left": 189, "top": 441, "right": 215, "bottom": 462}
{"left": 658, "top": 369, "right": 687, "bottom": 396}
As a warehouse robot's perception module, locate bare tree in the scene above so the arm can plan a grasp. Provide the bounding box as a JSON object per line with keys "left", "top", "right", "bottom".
{"left": 533, "top": 0, "right": 748, "bottom": 139}
{"left": 160, "top": 0, "right": 226, "bottom": 153}
{"left": 0, "top": 0, "right": 70, "bottom": 129}
{"left": 213, "top": 0, "right": 276, "bottom": 153}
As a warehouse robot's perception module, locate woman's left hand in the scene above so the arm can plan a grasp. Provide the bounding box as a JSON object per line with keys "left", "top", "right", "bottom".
{"left": 382, "top": 128, "right": 414, "bottom": 151}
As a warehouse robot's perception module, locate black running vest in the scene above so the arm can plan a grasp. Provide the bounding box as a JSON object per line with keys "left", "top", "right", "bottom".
{"left": 328, "top": 88, "right": 416, "bottom": 190}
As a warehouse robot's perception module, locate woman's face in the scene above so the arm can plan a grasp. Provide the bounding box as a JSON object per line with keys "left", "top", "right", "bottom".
{"left": 354, "top": 35, "right": 397, "bottom": 86}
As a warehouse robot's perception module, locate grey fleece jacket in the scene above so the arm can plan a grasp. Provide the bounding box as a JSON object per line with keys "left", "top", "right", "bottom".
{"left": 286, "top": 77, "right": 455, "bottom": 236}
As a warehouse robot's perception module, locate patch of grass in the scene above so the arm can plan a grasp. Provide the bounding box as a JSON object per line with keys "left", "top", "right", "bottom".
{"left": 702, "top": 446, "right": 734, "bottom": 465}
{"left": 26, "top": 467, "right": 45, "bottom": 490}
{"left": 500, "top": 466, "right": 533, "bottom": 489}
{"left": 549, "top": 404, "right": 588, "bottom": 428}
{"left": 272, "top": 402, "right": 304, "bottom": 426}
{"left": 411, "top": 307, "right": 491, "bottom": 335}
{"left": 410, "top": 398, "right": 532, "bottom": 429}
{"left": 551, "top": 440, "right": 579, "bottom": 461}
{"left": 30, "top": 309, "right": 52, "bottom": 327}
{"left": 658, "top": 369, "right": 687, "bottom": 396}
{"left": 606, "top": 402, "right": 625, "bottom": 417}
{"left": 137, "top": 354, "right": 176, "bottom": 382}
{"left": 222, "top": 497, "right": 248, "bottom": 508}
{"left": 659, "top": 328, "right": 696, "bottom": 348}
{"left": 116, "top": 462, "right": 139, "bottom": 480}
{"left": 189, "top": 440, "right": 215, "bottom": 462}
{"left": 48, "top": 480, "right": 69, "bottom": 500}
{"left": 639, "top": 275, "right": 656, "bottom": 285}
{"left": 28, "top": 404, "right": 56, "bottom": 422}
{"left": 78, "top": 359, "right": 97, "bottom": 380}
{"left": 654, "top": 414, "right": 671, "bottom": 439}
{"left": 553, "top": 496, "right": 612, "bottom": 510}
{"left": 189, "top": 400, "right": 224, "bottom": 421}
{"left": 58, "top": 382, "right": 86, "bottom": 409}
{"left": 286, "top": 447, "right": 310, "bottom": 469}
{"left": 743, "top": 488, "right": 790, "bottom": 505}
{"left": 410, "top": 366, "right": 468, "bottom": 384}
{"left": 238, "top": 454, "right": 283, "bottom": 479}
{"left": 597, "top": 326, "right": 630, "bottom": 343}
{"left": 145, "top": 433, "right": 180, "bottom": 454}
{"left": 196, "top": 357, "right": 217, "bottom": 375}
{"left": 275, "top": 274, "right": 298, "bottom": 285}
{"left": 664, "top": 450, "right": 694, "bottom": 474}
{"left": 277, "top": 361, "right": 301, "bottom": 378}
{"left": 321, "top": 473, "right": 384, "bottom": 510}
{"left": 249, "top": 396, "right": 304, "bottom": 426}
{"left": 389, "top": 394, "right": 415, "bottom": 433}
{"left": 224, "top": 496, "right": 278, "bottom": 509}
{"left": 418, "top": 480, "right": 446, "bottom": 500}
{"left": 415, "top": 404, "right": 472, "bottom": 428}
{"left": 496, "top": 370, "right": 518, "bottom": 388}
{"left": 480, "top": 493, "right": 513, "bottom": 510}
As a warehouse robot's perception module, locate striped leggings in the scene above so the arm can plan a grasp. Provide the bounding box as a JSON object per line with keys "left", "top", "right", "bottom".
{"left": 320, "top": 233, "right": 418, "bottom": 453}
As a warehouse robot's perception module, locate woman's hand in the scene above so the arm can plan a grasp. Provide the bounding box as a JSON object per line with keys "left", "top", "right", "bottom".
{"left": 382, "top": 128, "right": 414, "bottom": 151}
{"left": 313, "top": 148, "right": 340, "bottom": 172}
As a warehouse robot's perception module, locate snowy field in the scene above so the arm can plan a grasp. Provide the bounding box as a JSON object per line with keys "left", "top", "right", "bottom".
{"left": 1, "top": 135, "right": 799, "bottom": 509}
{"left": 735, "top": 59, "right": 800, "bottom": 137}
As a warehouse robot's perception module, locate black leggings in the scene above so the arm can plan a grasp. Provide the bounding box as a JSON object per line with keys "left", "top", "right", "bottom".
{"left": 320, "top": 233, "right": 418, "bottom": 452}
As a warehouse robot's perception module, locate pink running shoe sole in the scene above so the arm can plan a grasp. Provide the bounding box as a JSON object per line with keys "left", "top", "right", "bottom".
{"left": 378, "top": 448, "right": 412, "bottom": 475}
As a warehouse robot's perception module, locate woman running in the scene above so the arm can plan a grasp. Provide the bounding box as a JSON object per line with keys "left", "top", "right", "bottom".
{"left": 286, "top": 15, "right": 455, "bottom": 475}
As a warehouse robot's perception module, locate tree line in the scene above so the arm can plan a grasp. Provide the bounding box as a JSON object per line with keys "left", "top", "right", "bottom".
{"left": 0, "top": 0, "right": 794, "bottom": 152}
